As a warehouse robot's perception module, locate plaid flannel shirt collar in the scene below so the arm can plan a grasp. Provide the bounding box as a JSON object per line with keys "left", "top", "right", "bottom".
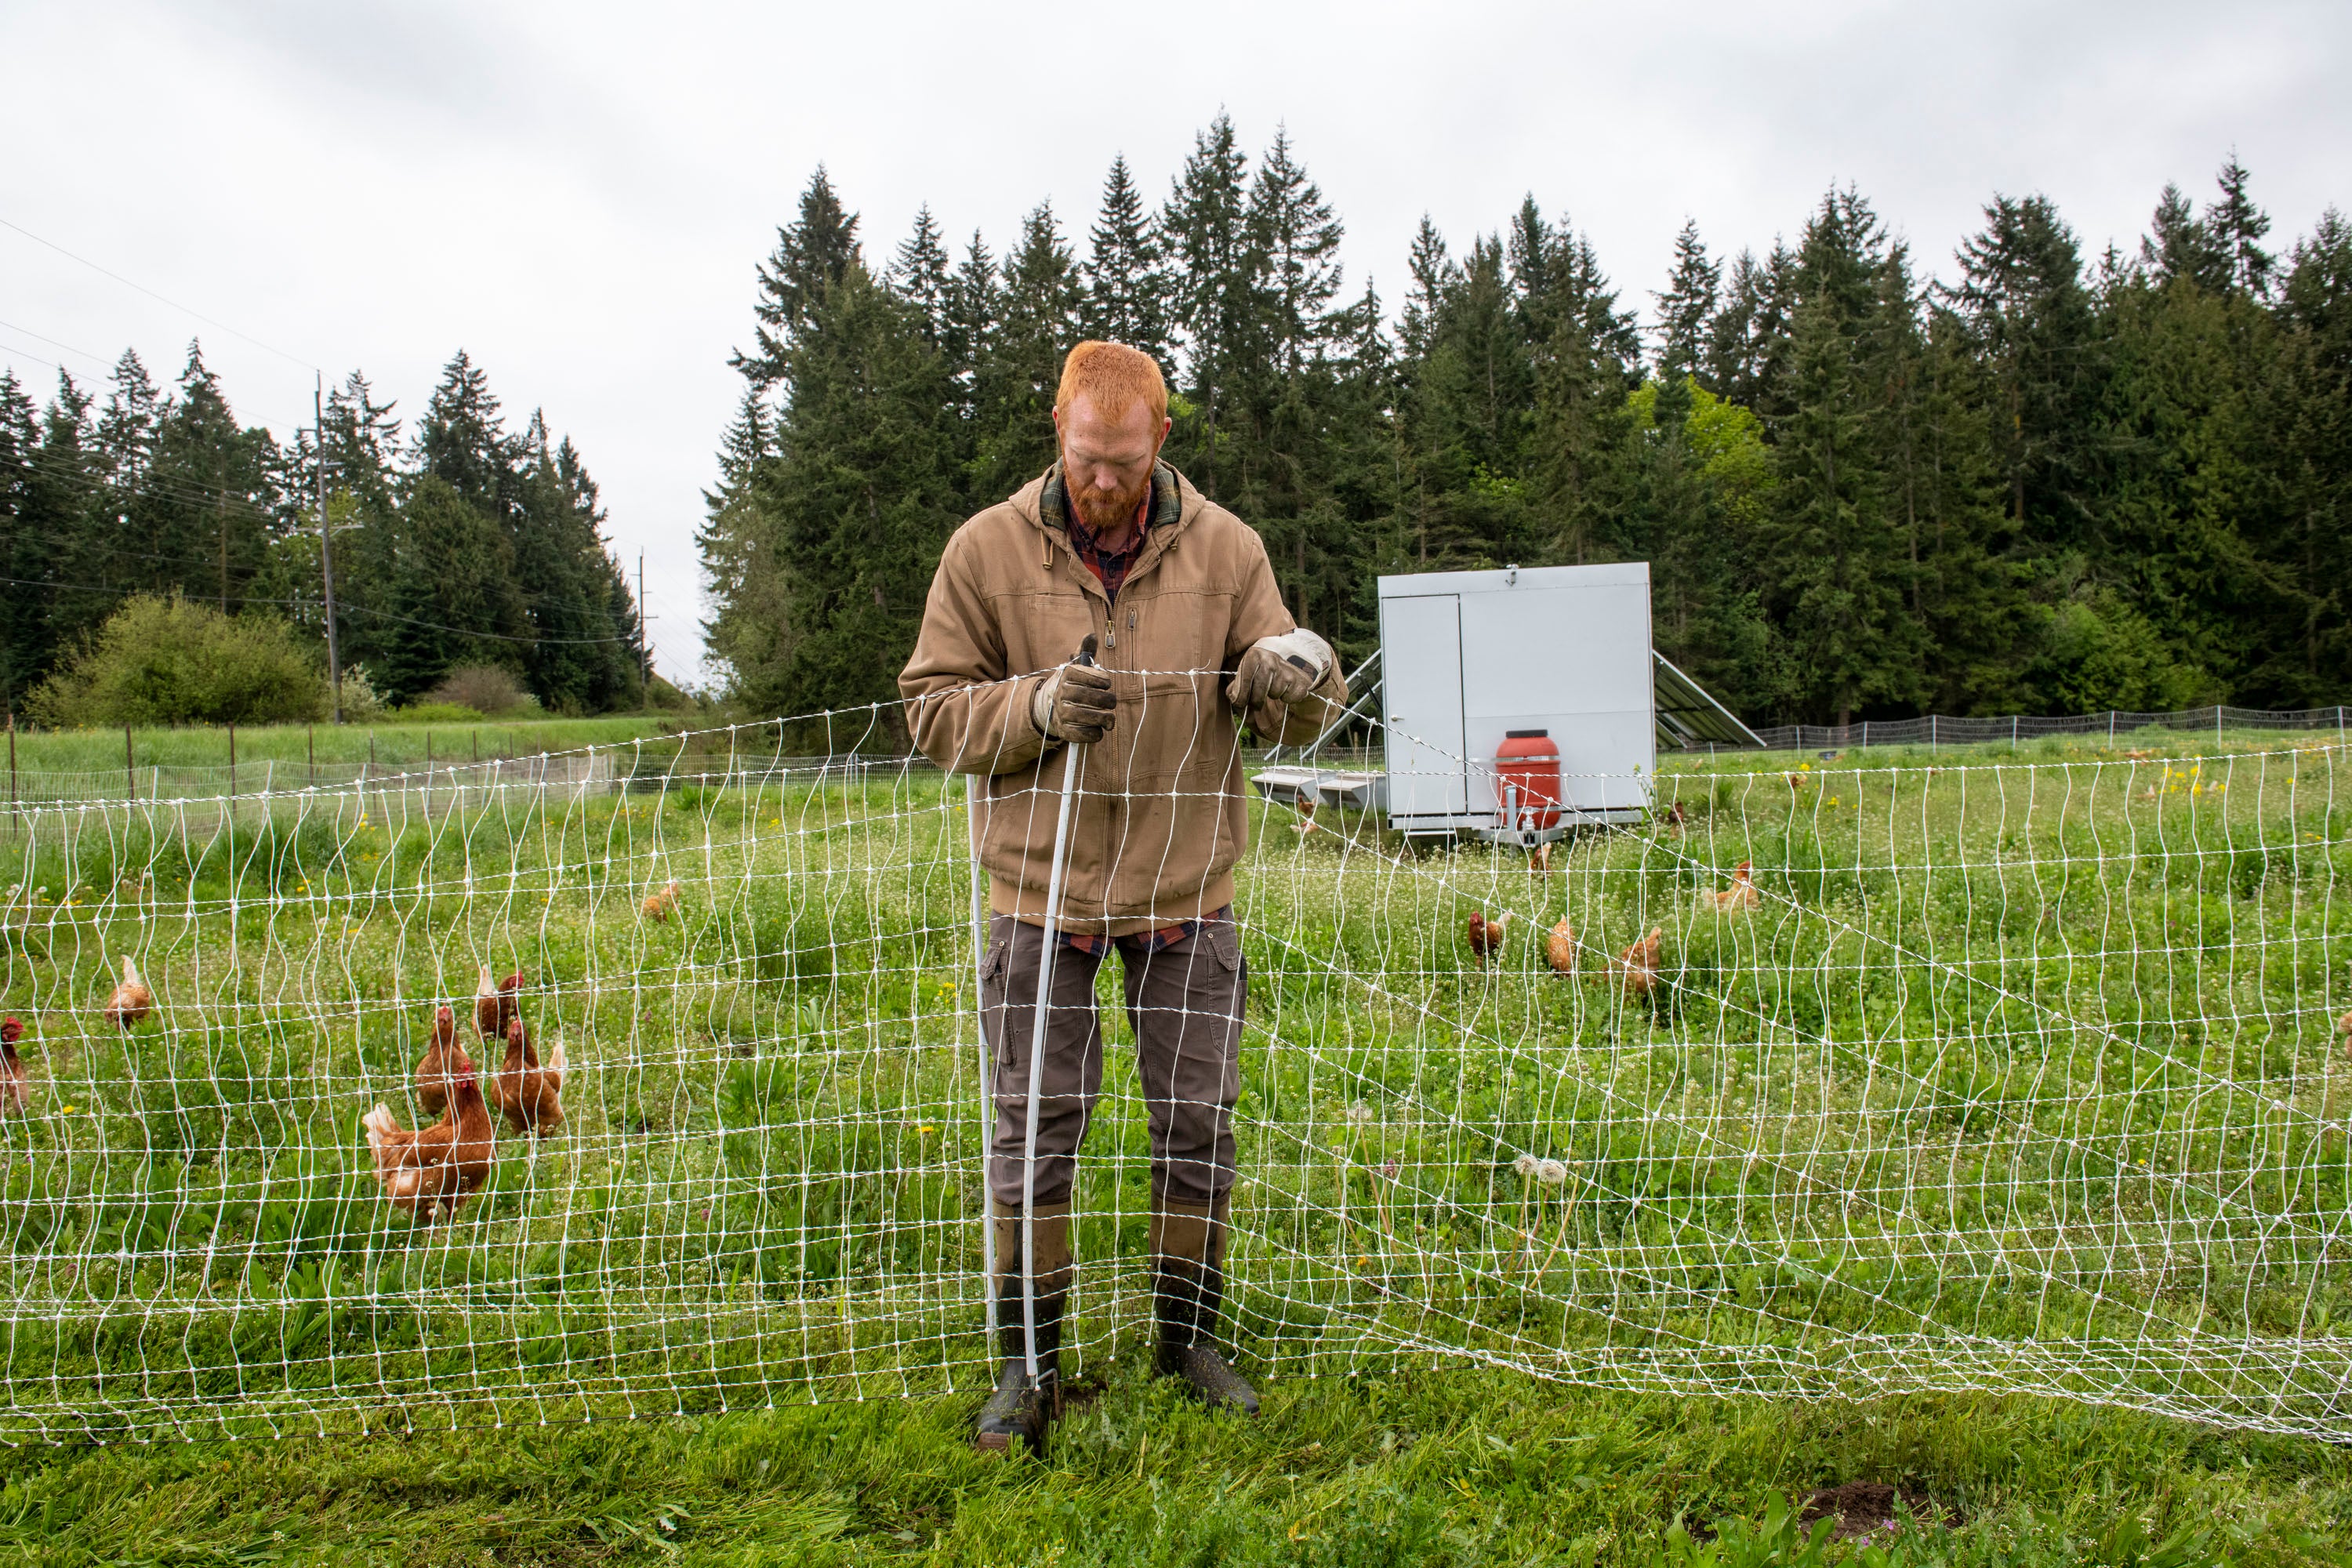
{"left": 1040, "top": 460, "right": 1181, "bottom": 600}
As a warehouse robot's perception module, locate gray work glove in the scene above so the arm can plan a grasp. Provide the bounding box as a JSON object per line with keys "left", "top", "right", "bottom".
{"left": 1029, "top": 660, "right": 1116, "bottom": 745}
{"left": 1225, "top": 628, "right": 1334, "bottom": 713}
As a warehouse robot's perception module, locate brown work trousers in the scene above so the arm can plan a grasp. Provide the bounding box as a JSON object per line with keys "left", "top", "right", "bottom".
{"left": 979, "top": 913, "right": 1247, "bottom": 1210}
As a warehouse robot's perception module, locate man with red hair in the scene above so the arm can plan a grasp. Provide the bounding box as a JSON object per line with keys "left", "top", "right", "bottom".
{"left": 902, "top": 340, "right": 1345, "bottom": 1451}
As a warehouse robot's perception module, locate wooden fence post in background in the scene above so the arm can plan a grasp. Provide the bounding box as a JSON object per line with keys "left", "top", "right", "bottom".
{"left": 125, "top": 724, "right": 135, "bottom": 804}
{"left": 228, "top": 722, "right": 237, "bottom": 797}
{"left": 308, "top": 723, "right": 315, "bottom": 789}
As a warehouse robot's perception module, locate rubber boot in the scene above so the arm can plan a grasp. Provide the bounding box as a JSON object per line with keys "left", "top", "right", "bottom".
{"left": 1149, "top": 1194, "right": 1260, "bottom": 1416}
{"left": 975, "top": 1200, "right": 1071, "bottom": 1454}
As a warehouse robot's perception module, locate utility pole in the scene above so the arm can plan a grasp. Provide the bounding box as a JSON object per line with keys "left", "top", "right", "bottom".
{"left": 637, "top": 550, "right": 652, "bottom": 702}
{"left": 317, "top": 375, "right": 343, "bottom": 724}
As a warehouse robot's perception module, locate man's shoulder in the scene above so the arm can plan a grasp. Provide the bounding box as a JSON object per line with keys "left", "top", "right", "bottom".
{"left": 942, "top": 480, "right": 1047, "bottom": 572}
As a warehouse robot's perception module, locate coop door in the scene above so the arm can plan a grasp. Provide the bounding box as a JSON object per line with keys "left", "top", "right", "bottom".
{"left": 1383, "top": 593, "right": 1468, "bottom": 818}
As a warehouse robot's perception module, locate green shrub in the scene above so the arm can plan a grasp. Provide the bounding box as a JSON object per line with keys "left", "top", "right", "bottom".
{"left": 423, "top": 665, "right": 540, "bottom": 718}
{"left": 27, "top": 594, "right": 327, "bottom": 727}
{"left": 334, "top": 667, "right": 386, "bottom": 720}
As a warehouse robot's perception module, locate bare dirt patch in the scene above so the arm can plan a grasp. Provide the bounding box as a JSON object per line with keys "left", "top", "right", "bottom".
{"left": 1799, "top": 1480, "right": 1955, "bottom": 1543}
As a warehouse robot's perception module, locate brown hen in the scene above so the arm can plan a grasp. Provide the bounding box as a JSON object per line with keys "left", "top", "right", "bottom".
{"left": 101, "top": 956, "right": 151, "bottom": 1029}
{"left": 474, "top": 964, "right": 521, "bottom": 1040}
{"left": 365, "top": 1053, "right": 496, "bottom": 1221}
{"left": 1614, "top": 927, "right": 1664, "bottom": 999}
{"left": 1701, "top": 861, "right": 1762, "bottom": 913}
{"left": 490, "top": 1015, "right": 568, "bottom": 1137}
{"left": 1466, "top": 911, "right": 1512, "bottom": 965}
{"left": 416, "top": 1003, "right": 466, "bottom": 1116}
{"left": 0, "top": 1016, "right": 27, "bottom": 1114}
{"left": 1544, "top": 920, "right": 1576, "bottom": 976}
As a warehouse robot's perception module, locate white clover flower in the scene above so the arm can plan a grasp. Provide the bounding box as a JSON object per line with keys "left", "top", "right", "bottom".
{"left": 1512, "top": 1152, "right": 1538, "bottom": 1178}
{"left": 1535, "top": 1159, "right": 1569, "bottom": 1186}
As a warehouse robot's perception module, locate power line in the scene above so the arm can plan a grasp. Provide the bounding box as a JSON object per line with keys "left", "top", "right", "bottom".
{"left": 0, "top": 215, "right": 320, "bottom": 374}
{"left": 0, "top": 339, "right": 65, "bottom": 375}
{"left": 0, "top": 318, "right": 112, "bottom": 370}
{"left": 0, "top": 325, "right": 320, "bottom": 437}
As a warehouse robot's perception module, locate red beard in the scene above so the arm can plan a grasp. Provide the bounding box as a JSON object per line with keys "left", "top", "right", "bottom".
{"left": 1069, "top": 472, "right": 1151, "bottom": 534}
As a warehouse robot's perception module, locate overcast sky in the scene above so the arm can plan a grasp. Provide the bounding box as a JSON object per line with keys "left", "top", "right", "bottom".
{"left": 4, "top": 0, "right": 2346, "bottom": 684}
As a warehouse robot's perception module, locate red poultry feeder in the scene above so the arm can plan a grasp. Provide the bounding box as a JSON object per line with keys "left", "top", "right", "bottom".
{"left": 1494, "top": 729, "right": 1563, "bottom": 831}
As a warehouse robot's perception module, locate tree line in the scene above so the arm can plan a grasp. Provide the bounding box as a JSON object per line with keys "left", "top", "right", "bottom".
{"left": 702, "top": 118, "right": 2352, "bottom": 728}
{"left": 0, "top": 347, "right": 648, "bottom": 717}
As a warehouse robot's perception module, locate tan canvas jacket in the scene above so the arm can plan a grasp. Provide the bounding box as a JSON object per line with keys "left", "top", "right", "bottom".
{"left": 900, "top": 462, "right": 1347, "bottom": 935}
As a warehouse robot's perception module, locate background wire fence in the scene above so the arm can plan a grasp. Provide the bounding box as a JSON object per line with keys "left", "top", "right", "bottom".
{"left": 1748, "top": 703, "right": 2352, "bottom": 753}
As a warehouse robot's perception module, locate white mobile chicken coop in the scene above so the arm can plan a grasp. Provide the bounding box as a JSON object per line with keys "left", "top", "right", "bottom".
{"left": 1253, "top": 561, "right": 1759, "bottom": 842}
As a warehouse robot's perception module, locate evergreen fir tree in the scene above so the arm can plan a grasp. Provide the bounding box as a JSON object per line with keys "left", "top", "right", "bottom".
{"left": 413, "top": 350, "right": 514, "bottom": 517}
{"left": 752, "top": 263, "right": 957, "bottom": 724}
{"left": 1407, "top": 234, "right": 1534, "bottom": 566}
{"left": 1399, "top": 216, "right": 1455, "bottom": 365}
{"left": 47, "top": 351, "right": 163, "bottom": 662}
{"left": 2251, "top": 209, "right": 2352, "bottom": 699}
{"left": 2209, "top": 154, "right": 2275, "bottom": 299}
{"left": 2090, "top": 256, "right": 2266, "bottom": 697}
{"left": 1249, "top": 128, "right": 1345, "bottom": 379}
{"left": 736, "top": 167, "right": 862, "bottom": 390}
{"left": 942, "top": 230, "right": 998, "bottom": 429}
{"left": 1232, "top": 130, "right": 1350, "bottom": 631}
{"left": 133, "top": 343, "right": 280, "bottom": 618}
{"left": 0, "top": 372, "right": 43, "bottom": 712}
{"left": 2141, "top": 183, "right": 2230, "bottom": 293}
{"left": 971, "top": 201, "right": 1082, "bottom": 499}
{"left": 1653, "top": 220, "right": 1721, "bottom": 380}
{"left": 1083, "top": 154, "right": 1171, "bottom": 361}
{"left": 373, "top": 474, "right": 531, "bottom": 701}
{"left": 1763, "top": 299, "right": 1917, "bottom": 724}
{"left": 890, "top": 205, "right": 953, "bottom": 346}
{"left": 699, "top": 390, "right": 792, "bottom": 701}
{"left": 1948, "top": 194, "right": 2101, "bottom": 540}
{"left": 14, "top": 375, "right": 99, "bottom": 695}
{"left": 1161, "top": 113, "right": 1259, "bottom": 496}
{"left": 1704, "top": 245, "right": 1797, "bottom": 411}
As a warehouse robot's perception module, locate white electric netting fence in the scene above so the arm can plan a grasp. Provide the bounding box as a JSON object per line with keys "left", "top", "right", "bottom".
{"left": 0, "top": 685, "right": 2347, "bottom": 1443}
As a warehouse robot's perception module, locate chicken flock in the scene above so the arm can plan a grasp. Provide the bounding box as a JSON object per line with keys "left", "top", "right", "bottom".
{"left": 0, "top": 958, "right": 571, "bottom": 1227}
{"left": 1466, "top": 858, "right": 1768, "bottom": 999}
{"left": 365, "top": 966, "right": 570, "bottom": 1221}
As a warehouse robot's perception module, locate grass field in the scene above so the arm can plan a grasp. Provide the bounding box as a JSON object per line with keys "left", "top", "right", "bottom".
{"left": 1, "top": 1375, "right": 2345, "bottom": 1565}
{"left": 0, "top": 725, "right": 2347, "bottom": 1562}
{"left": 2, "top": 715, "right": 672, "bottom": 795}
